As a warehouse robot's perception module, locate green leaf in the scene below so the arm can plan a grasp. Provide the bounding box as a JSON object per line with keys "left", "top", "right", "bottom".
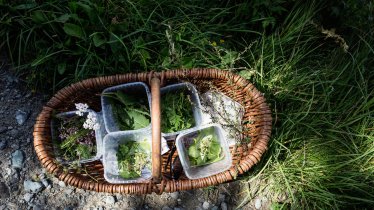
{"left": 55, "top": 14, "right": 70, "bottom": 23}
{"left": 57, "top": 62, "right": 66, "bottom": 75}
{"left": 63, "top": 23, "right": 84, "bottom": 39}
{"left": 188, "top": 145, "right": 199, "bottom": 158}
{"left": 31, "top": 10, "right": 47, "bottom": 23}
{"left": 91, "top": 33, "right": 106, "bottom": 47}
{"left": 126, "top": 110, "right": 150, "bottom": 129}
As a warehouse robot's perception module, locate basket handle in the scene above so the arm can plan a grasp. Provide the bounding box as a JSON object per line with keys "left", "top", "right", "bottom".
{"left": 150, "top": 77, "right": 161, "bottom": 183}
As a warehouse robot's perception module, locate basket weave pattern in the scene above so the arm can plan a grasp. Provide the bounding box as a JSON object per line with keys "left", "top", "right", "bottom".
{"left": 33, "top": 69, "right": 272, "bottom": 194}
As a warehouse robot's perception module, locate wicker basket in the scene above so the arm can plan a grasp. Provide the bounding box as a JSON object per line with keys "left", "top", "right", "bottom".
{"left": 33, "top": 69, "right": 272, "bottom": 194}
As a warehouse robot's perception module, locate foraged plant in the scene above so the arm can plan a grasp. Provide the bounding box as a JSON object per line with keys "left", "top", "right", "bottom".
{"left": 53, "top": 103, "right": 99, "bottom": 161}
{"left": 117, "top": 140, "right": 151, "bottom": 179}
{"left": 161, "top": 91, "right": 194, "bottom": 133}
{"left": 104, "top": 91, "right": 150, "bottom": 130}
{"left": 187, "top": 128, "right": 223, "bottom": 166}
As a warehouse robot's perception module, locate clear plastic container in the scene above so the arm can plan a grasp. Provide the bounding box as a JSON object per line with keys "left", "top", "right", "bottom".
{"left": 51, "top": 110, "right": 105, "bottom": 164}
{"left": 101, "top": 82, "right": 151, "bottom": 133}
{"left": 160, "top": 82, "right": 203, "bottom": 140}
{"left": 176, "top": 124, "right": 232, "bottom": 179}
{"left": 103, "top": 128, "right": 152, "bottom": 184}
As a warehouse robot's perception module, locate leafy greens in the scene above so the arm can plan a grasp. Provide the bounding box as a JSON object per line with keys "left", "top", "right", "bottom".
{"left": 117, "top": 140, "right": 151, "bottom": 179}
{"left": 104, "top": 90, "right": 150, "bottom": 130}
{"left": 161, "top": 91, "right": 194, "bottom": 133}
{"left": 187, "top": 128, "right": 223, "bottom": 166}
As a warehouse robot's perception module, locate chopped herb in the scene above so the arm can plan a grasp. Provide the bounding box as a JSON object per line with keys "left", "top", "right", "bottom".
{"left": 117, "top": 140, "right": 151, "bottom": 179}
{"left": 161, "top": 91, "right": 194, "bottom": 133}
{"left": 187, "top": 128, "right": 223, "bottom": 166}
{"left": 104, "top": 90, "right": 150, "bottom": 130}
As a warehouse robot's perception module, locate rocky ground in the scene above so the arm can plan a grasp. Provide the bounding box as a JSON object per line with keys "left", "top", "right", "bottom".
{"left": 0, "top": 63, "right": 269, "bottom": 210}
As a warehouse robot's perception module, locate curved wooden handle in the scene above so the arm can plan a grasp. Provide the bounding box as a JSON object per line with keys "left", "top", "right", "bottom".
{"left": 150, "top": 77, "right": 161, "bottom": 183}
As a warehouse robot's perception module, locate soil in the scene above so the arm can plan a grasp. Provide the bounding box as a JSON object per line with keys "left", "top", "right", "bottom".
{"left": 0, "top": 63, "right": 266, "bottom": 210}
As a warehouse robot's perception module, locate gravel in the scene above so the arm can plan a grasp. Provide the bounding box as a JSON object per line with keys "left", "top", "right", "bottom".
{"left": 202, "top": 201, "right": 210, "bottom": 209}
{"left": 11, "top": 150, "right": 24, "bottom": 168}
{"left": 15, "top": 110, "right": 29, "bottom": 125}
{"left": 105, "top": 195, "right": 116, "bottom": 205}
{"left": 221, "top": 202, "right": 228, "bottom": 210}
{"left": 254, "top": 198, "right": 262, "bottom": 209}
{"left": 0, "top": 139, "right": 6, "bottom": 150}
{"left": 0, "top": 182, "right": 10, "bottom": 199}
{"left": 23, "top": 180, "right": 43, "bottom": 193}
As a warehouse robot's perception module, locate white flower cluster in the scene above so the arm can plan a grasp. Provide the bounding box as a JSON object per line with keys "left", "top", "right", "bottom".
{"left": 75, "top": 103, "right": 89, "bottom": 116}
{"left": 83, "top": 112, "right": 100, "bottom": 130}
{"left": 75, "top": 103, "right": 100, "bottom": 130}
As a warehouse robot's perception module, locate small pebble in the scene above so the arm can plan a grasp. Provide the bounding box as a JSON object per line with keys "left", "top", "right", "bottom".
{"left": 211, "top": 206, "right": 218, "bottom": 210}
{"left": 15, "top": 110, "right": 29, "bottom": 125}
{"left": 162, "top": 206, "right": 173, "bottom": 210}
{"left": 202, "top": 201, "right": 210, "bottom": 209}
{"left": 23, "top": 180, "right": 43, "bottom": 193}
{"left": 58, "top": 181, "right": 66, "bottom": 188}
{"left": 0, "top": 139, "right": 6, "bottom": 150}
{"left": 254, "top": 198, "right": 262, "bottom": 209}
{"left": 220, "top": 202, "right": 228, "bottom": 210}
{"left": 170, "top": 191, "right": 179, "bottom": 199}
{"left": 23, "top": 193, "right": 33, "bottom": 202}
{"left": 105, "top": 195, "right": 116, "bottom": 205}
{"left": 11, "top": 150, "right": 24, "bottom": 168}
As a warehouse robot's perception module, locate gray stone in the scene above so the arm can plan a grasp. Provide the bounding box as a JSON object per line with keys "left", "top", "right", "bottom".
{"left": 16, "top": 110, "right": 29, "bottom": 125}
{"left": 202, "top": 201, "right": 210, "bottom": 210}
{"left": 0, "top": 182, "right": 10, "bottom": 199}
{"left": 0, "top": 139, "right": 6, "bottom": 150}
{"left": 211, "top": 206, "right": 218, "bottom": 210}
{"left": 174, "top": 208, "right": 183, "bottom": 210}
{"left": 254, "top": 198, "right": 261, "bottom": 209}
{"left": 24, "top": 193, "right": 33, "bottom": 202}
{"left": 33, "top": 204, "right": 42, "bottom": 210}
{"left": 65, "top": 188, "right": 73, "bottom": 195}
{"left": 0, "top": 127, "right": 6, "bottom": 134}
{"left": 11, "top": 150, "right": 24, "bottom": 168}
{"left": 218, "top": 193, "right": 226, "bottom": 202}
{"left": 162, "top": 206, "right": 173, "bottom": 210}
{"left": 64, "top": 206, "right": 74, "bottom": 210}
{"left": 97, "top": 207, "right": 104, "bottom": 210}
{"left": 58, "top": 181, "right": 66, "bottom": 188}
{"left": 170, "top": 191, "right": 179, "bottom": 199}
{"left": 23, "top": 180, "right": 43, "bottom": 193}
{"left": 195, "top": 207, "right": 203, "bottom": 210}
{"left": 41, "top": 179, "right": 50, "bottom": 188}
{"left": 220, "top": 202, "right": 228, "bottom": 210}
{"left": 105, "top": 195, "right": 116, "bottom": 205}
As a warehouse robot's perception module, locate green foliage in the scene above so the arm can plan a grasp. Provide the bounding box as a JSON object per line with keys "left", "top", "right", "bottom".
{"left": 104, "top": 90, "right": 150, "bottom": 130}
{"left": 188, "top": 128, "right": 223, "bottom": 166}
{"left": 55, "top": 115, "right": 96, "bottom": 161}
{"left": 117, "top": 140, "right": 150, "bottom": 179}
{"left": 161, "top": 91, "right": 194, "bottom": 133}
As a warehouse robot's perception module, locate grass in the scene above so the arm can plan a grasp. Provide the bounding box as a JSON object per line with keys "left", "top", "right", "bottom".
{"left": 1, "top": 0, "right": 373, "bottom": 209}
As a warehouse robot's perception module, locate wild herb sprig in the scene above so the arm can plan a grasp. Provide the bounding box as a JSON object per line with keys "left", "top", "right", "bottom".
{"left": 117, "top": 140, "right": 151, "bottom": 179}
{"left": 161, "top": 92, "right": 194, "bottom": 133}
{"left": 187, "top": 128, "right": 223, "bottom": 166}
